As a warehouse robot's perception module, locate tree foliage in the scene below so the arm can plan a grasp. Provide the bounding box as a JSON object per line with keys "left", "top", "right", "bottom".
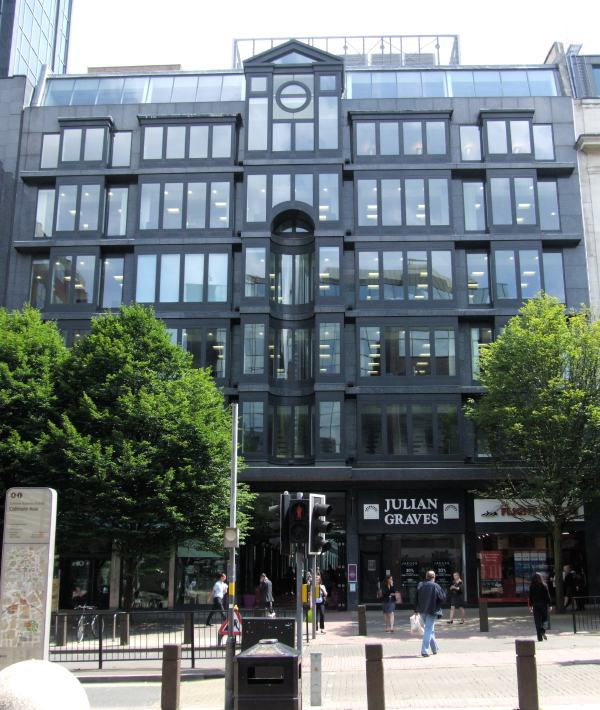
{"left": 467, "top": 295, "right": 600, "bottom": 607}
{"left": 0, "top": 307, "right": 68, "bottom": 511}
{"left": 0, "top": 305, "right": 253, "bottom": 603}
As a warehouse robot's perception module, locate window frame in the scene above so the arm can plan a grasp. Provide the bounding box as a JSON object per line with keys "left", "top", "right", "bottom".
{"left": 57, "top": 124, "right": 108, "bottom": 167}
{"left": 139, "top": 118, "right": 237, "bottom": 165}
{"left": 53, "top": 178, "right": 104, "bottom": 236}
{"left": 481, "top": 115, "right": 534, "bottom": 161}
{"left": 352, "top": 114, "right": 450, "bottom": 161}
{"left": 164, "top": 320, "right": 229, "bottom": 380}
{"left": 487, "top": 171, "right": 539, "bottom": 231}
{"left": 45, "top": 247, "right": 100, "bottom": 311}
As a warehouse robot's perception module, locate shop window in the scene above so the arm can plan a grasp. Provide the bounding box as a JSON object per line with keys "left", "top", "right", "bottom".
{"left": 142, "top": 123, "right": 233, "bottom": 161}
{"left": 139, "top": 180, "right": 230, "bottom": 230}
{"left": 356, "top": 177, "right": 449, "bottom": 228}
{"left": 358, "top": 248, "right": 453, "bottom": 302}
{"left": 134, "top": 252, "right": 228, "bottom": 303}
{"left": 359, "top": 326, "right": 456, "bottom": 378}
{"left": 466, "top": 252, "right": 490, "bottom": 305}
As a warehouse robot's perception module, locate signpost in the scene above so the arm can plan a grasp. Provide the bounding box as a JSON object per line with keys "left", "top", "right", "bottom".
{"left": 0, "top": 488, "right": 57, "bottom": 670}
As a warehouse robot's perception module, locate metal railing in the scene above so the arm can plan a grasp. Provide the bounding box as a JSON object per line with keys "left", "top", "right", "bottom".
{"left": 232, "top": 35, "right": 460, "bottom": 69}
{"left": 571, "top": 596, "right": 600, "bottom": 633}
{"left": 49, "top": 607, "right": 298, "bottom": 669}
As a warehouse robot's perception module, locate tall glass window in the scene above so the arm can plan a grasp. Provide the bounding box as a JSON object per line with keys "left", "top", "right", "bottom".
{"left": 359, "top": 251, "right": 380, "bottom": 300}
{"left": 495, "top": 250, "right": 517, "bottom": 299}
{"left": 136, "top": 254, "right": 157, "bottom": 302}
{"left": 56, "top": 186, "right": 78, "bottom": 231}
{"left": 387, "top": 404, "right": 408, "bottom": 455}
{"left": 241, "top": 402, "right": 264, "bottom": 455}
{"left": 533, "top": 125, "right": 554, "bottom": 160}
{"left": 514, "top": 178, "right": 536, "bottom": 225}
{"left": 426, "top": 122, "right": 446, "bottom": 154}
{"left": 471, "top": 327, "right": 493, "bottom": 379}
{"left": 206, "top": 328, "right": 227, "bottom": 378}
{"left": 83, "top": 128, "right": 105, "bottom": 161}
{"left": 248, "top": 98, "right": 268, "bottom": 151}
{"left": 140, "top": 184, "right": 160, "bottom": 229}
{"left": 407, "top": 251, "right": 428, "bottom": 301}
{"left": 207, "top": 253, "right": 228, "bottom": 301}
{"left": 101, "top": 257, "right": 124, "bottom": 308}
{"left": 35, "top": 189, "right": 55, "bottom": 237}
{"left": 383, "top": 252, "right": 403, "bottom": 300}
{"left": 246, "top": 175, "right": 267, "bottom": 222}
{"left": 245, "top": 248, "right": 266, "bottom": 297}
{"left": 270, "top": 253, "right": 313, "bottom": 305}
{"left": 61, "top": 129, "right": 82, "bottom": 161}
{"left": 412, "top": 405, "right": 434, "bottom": 454}
{"left": 318, "top": 402, "right": 341, "bottom": 454}
{"left": 510, "top": 121, "right": 531, "bottom": 154}
{"left": 405, "top": 179, "right": 425, "bottom": 226}
{"left": 30, "top": 259, "right": 49, "bottom": 308}
{"left": 542, "top": 252, "right": 565, "bottom": 302}
{"left": 434, "top": 330, "right": 456, "bottom": 376}
{"left": 319, "top": 174, "right": 339, "bottom": 221}
{"left": 318, "top": 96, "right": 338, "bottom": 149}
{"left": 243, "top": 324, "right": 265, "bottom": 374}
{"left": 383, "top": 326, "right": 405, "bottom": 376}
{"left": 361, "top": 405, "right": 383, "bottom": 454}
{"left": 410, "top": 330, "right": 431, "bottom": 376}
{"left": 189, "top": 126, "right": 209, "bottom": 158}
{"left": 403, "top": 122, "right": 423, "bottom": 155}
{"left": 143, "top": 126, "right": 163, "bottom": 159}
{"left": 181, "top": 329, "right": 203, "bottom": 367}
{"left": 319, "top": 323, "right": 341, "bottom": 375}
{"left": 166, "top": 126, "right": 186, "bottom": 159}
{"left": 519, "top": 250, "right": 541, "bottom": 299}
{"left": 381, "top": 180, "right": 402, "bottom": 226}
{"left": 159, "top": 254, "right": 180, "bottom": 302}
{"left": 356, "top": 123, "right": 376, "bottom": 155}
{"left": 437, "top": 404, "right": 459, "bottom": 454}
{"left": 209, "top": 182, "right": 230, "bottom": 228}
{"left": 467, "top": 253, "right": 490, "bottom": 305}
{"left": 212, "top": 125, "right": 232, "bottom": 158}
{"left": 463, "top": 182, "right": 486, "bottom": 231}
{"left": 487, "top": 121, "right": 508, "bottom": 154}
{"left": 360, "top": 327, "right": 381, "bottom": 377}
{"left": 431, "top": 251, "right": 453, "bottom": 300}
{"left": 79, "top": 186, "right": 101, "bottom": 231}
{"left": 106, "top": 188, "right": 128, "bottom": 236}
{"left": 490, "top": 178, "right": 512, "bottom": 225}
{"left": 186, "top": 183, "right": 207, "bottom": 228}
{"left": 183, "top": 254, "right": 204, "bottom": 302}
{"left": 73, "top": 256, "right": 96, "bottom": 304}
{"left": 538, "top": 181, "right": 560, "bottom": 230}
{"left": 358, "top": 179, "right": 378, "bottom": 226}
{"left": 51, "top": 256, "right": 71, "bottom": 304}
{"left": 111, "top": 132, "right": 132, "bottom": 167}
{"left": 380, "top": 122, "right": 399, "bottom": 155}
{"left": 318, "top": 247, "right": 340, "bottom": 297}
{"left": 41, "top": 134, "right": 60, "bottom": 168}
{"left": 460, "top": 126, "right": 481, "bottom": 160}
{"left": 163, "top": 183, "right": 183, "bottom": 229}
{"left": 429, "top": 179, "right": 449, "bottom": 225}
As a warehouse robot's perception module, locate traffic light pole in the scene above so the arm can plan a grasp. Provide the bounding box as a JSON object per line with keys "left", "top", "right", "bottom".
{"left": 311, "top": 554, "right": 317, "bottom": 640}
{"left": 295, "top": 547, "right": 303, "bottom": 654}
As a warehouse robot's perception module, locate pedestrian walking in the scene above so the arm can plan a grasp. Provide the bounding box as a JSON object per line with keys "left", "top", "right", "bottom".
{"left": 206, "top": 572, "right": 228, "bottom": 626}
{"left": 528, "top": 572, "right": 552, "bottom": 641}
{"left": 447, "top": 572, "right": 465, "bottom": 624}
{"left": 416, "top": 570, "right": 446, "bottom": 657}
{"left": 380, "top": 575, "right": 399, "bottom": 632}
{"left": 315, "top": 574, "right": 327, "bottom": 633}
{"left": 259, "top": 572, "right": 275, "bottom": 617}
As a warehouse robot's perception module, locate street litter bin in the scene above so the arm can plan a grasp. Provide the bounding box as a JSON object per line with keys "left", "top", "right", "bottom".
{"left": 241, "top": 617, "right": 295, "bottom": 651}
{"left": 235, "top": 639, "right": 301, "bottom": 710}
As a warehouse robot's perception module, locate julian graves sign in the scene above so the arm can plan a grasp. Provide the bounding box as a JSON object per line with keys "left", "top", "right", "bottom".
{"left": 358, "top": 492, "right": 465, "bottom": 534}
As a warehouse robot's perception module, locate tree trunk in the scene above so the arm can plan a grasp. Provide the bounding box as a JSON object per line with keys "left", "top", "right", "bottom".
{"left": 552, "top": 525, "right": 564, "bottom": 612}
{"left": 122, "top": 555, "right": 136, "bottom": 611}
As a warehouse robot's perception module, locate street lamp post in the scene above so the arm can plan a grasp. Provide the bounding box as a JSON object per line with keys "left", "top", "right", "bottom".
{"left": 224, "top": 402, "right": 238, "bottom": 710}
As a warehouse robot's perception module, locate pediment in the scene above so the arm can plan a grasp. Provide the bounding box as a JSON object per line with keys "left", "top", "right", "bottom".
{"left": 244, "top": 40, "right": 342, "bottom": 69}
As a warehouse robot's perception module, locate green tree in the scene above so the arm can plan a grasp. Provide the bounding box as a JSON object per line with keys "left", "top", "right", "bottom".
{"left": 0, "top": 307, "right": 68, "bottom": 517}
{"left": 41, "top": 305, "right": 253, "bottom": 607}
{"left": 467, "top": 295, "right": 600, "bottom": 610}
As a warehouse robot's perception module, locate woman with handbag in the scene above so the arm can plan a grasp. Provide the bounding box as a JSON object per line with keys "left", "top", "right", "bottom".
{"left": 447, "top": 572, "right": 465, "bottom": 624}
{"left": 381, "top": 574, "right": 400, "bottom": 632}
{"left": 528, "top": 572, "right": 552, "bottom": 641}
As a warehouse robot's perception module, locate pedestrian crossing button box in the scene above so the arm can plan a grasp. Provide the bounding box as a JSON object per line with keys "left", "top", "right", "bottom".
{"left": 234, "top": 639, "right": 301, "bottom": 710}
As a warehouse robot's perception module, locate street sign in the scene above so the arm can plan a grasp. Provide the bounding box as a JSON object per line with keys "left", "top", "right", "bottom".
{"left": 219, "top": 608, "right": 243, "bottom": 636}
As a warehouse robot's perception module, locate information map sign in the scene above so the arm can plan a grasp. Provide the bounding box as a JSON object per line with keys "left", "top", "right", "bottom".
{"left": 0, "top": 488, "right": 57, "bottom": 670}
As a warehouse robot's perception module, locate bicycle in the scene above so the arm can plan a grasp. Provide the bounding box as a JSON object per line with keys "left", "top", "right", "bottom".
{"left": 74, "top": 605, "right": 98, "bottom": 641}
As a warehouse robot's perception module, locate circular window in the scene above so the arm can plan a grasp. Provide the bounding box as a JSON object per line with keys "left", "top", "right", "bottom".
{"left": 276, "top": 81, "right": 311, "bottom": 113}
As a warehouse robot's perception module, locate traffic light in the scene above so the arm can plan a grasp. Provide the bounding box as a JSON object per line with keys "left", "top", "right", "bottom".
{"left": 288, "top": 497, "right": 309, "bottom": 545}
{"left": 308, "top": 493, "right": 333, "bottom": 555}
{"left": 268, "top": 491, "right": 290, "bottom": 554}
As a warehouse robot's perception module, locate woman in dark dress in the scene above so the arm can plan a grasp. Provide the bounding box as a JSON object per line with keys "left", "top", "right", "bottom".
{"left": 447, "top": 572, "right": 465, "bottom": 623}
{"left": 381, "top": 574, "right": 399, "bottom": 632}
{"left": 528, "top": 572, "right": 552, "bottom": 641}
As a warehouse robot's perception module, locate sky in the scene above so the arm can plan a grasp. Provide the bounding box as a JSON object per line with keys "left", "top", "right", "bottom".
{"left": 67, "top": 0, "right": 600, "bottom": 73}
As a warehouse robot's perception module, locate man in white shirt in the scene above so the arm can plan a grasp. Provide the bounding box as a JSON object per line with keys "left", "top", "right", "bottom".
{"left": 206, "top": 572, "right": 228, "bottom": 625}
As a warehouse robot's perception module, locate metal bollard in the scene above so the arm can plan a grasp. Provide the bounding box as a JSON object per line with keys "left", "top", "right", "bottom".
{"left": 55, "top": 614, "right": 68, "bottom": 646}
{"left": 310, "top": 651, "right": 322, "bottom": 706}
{"left": 515, "top": 639, "right": 539, "bottom": 710}
{"left": 161, "top": 643, "right": 181, "bottom": 710}
{"left": 120, "top": 612, "right": 130, "bottom": 646}
{"left": 358, "top": 604, "right": 368, "bottom": 636}
{"left": 479, "top": 599, "right": 489, "bottom": 632}
{"left": 365, "top": 643, "right": 385, "bottom": 710}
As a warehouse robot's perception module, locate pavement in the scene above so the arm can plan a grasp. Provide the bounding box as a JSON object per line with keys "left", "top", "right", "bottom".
{"left": 69, "top": 607, "right": 600, "bottom": 709}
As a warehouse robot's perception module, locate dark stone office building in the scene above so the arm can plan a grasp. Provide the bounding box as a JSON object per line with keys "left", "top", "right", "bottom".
{"left": 0, "top": 36, "right": 594, "bottom": 609}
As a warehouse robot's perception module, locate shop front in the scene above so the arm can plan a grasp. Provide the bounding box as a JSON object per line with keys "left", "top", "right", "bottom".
{"left": 358, "top": 491, "right": 466, "bottom": 605}
{"left": 474, "top": 499, "right": 586, "bottom": 603}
